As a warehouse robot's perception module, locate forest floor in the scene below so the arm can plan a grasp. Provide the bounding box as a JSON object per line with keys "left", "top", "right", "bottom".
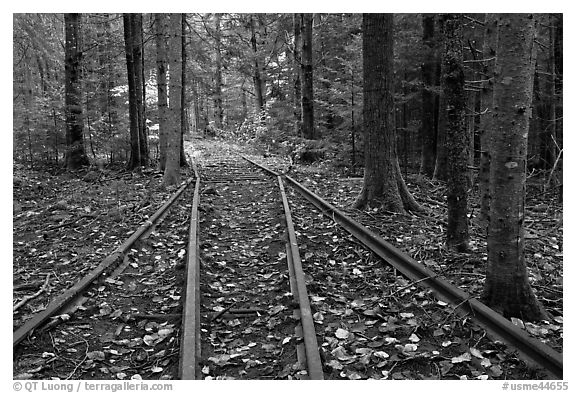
{"left": 12, "top": 136, "right": 563, "bottom": 380}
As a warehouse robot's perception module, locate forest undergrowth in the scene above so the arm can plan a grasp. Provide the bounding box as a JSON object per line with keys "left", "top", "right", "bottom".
{"left": 12, "top": 136, "right": 563, "bottom": 380}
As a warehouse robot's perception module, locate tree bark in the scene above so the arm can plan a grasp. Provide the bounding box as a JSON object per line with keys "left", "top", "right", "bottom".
{"left": 482, "top": 14, "right": 547, "bottom": 321}
{"left": 64, "top": 13, "right": 89, "bottom": 170}
{"left": 155, "top": 13, "right": 168, "bottom": 171}
{"left": 441, "top": 14, "right": 470, "bottom": 252}
{"left": 135, "top": 14, "right": 148, "bottom": 167}
{"left": 124, "top": 13, "right": 141, "bottom": 170}
{"left": 163, "top": 13, "right": 182, "bottom": 186}
{"left": 478, "top": 14, "right": 497, "bottom": 229}
{"left": 293, "top": 13, "right": 302, "bottom": 136}
{"left": 433, "top": 17, "right": 447, "bottom": 181}
{"left": 353, "top": 14, "right": 421, "bottom": 213}
{"left": 250, "top": 15, "right": 265, "bottom": 116}
{"left": 180, "top": 13, "right": 188, "bottom": 167}
{"left": 213, "top": 13, "right": 224, "bottom": 129}
{"left": 420, "top": 14, "right": 436, "bottom": 177}
{"left": 301, "top": 13, "right": 315, "bottom": 139}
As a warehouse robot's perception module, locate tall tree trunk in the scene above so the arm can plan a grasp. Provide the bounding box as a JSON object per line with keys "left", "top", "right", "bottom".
{"left": 213, "top": 13, "right": 224, "bottom": 129}
{"left": 180, "top": 13, "right": 188, "bottom": 167}
{"left": 64, "top": 13, "right": 89, "bottom": 170}
{"left": 250, "top": 15, "right": 265, "bottom": 116}
{"left": 155, "top": 13, "right": 168, "bottom": 171}
{"left": 478, "top": 14, "right": 497, "bottom": 229}
{"left": 553, "top": 14, "right": 562, "bottom": 197}
{"left": 482, "top": 14, "right": 547, "bottom": 321}
{"left": 163, "top": 13, "right": 182, "bottom": 186}
{"left": 293, "top": 13, "right": 302, "bottom": 136}
{"left": 441, "top": 14, "right": 470, "bottom": 252}
{"left": 433, "top": 17, "right": 447, "bottom": 181}
{"left": 354, "top": 14, "right": 421, "bottom": 213}
{"left": 300, "top": 13, "right": 315, "bottom": 139}
{"left": 135, "top": 14, "right": 148, "bottom": 167}
{"left": 123, "top": 13, "right": 141, "bottom": 169}
{"left": 420, "top": 14, "right": 437, "bottom": 177}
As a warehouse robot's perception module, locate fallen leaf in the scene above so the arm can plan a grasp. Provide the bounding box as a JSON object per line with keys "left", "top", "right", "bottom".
{"left": 451, "top": 352, "right": 472, "bottom": 363}
{"left": 409, "top": 333, "right": 420, "bottom": 343}
{"left": 470, "top": 347, "right": 484, "bottom": 359}
{"left": 335, "top": 328, "right": 350, "bottom": 340}
{"left": 327, "top": 359, "right": 343, "bottom": 370}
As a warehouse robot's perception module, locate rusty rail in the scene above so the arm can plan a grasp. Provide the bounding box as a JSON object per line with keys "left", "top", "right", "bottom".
{"left": 241, "top": 155, "right": 563, "bottom": 379}
{"left": 179, "top": 178, "right": 201, "bottom": 379}
{"left": 13, "top": 177, "right": 195, "bottom": 347}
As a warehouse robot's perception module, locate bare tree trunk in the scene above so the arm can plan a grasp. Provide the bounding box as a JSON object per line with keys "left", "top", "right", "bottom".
{"left": 135, "top": 14, "right": 148, "bottom": 167}
{"left": 155, "top": 13, "right": 168, "bottom": 171}
{"left": 250, "top": 15, "right": 265, "bottom": 116}
{"left": 354, "top": 14, "right": 421, "bottom": 213}
{"left": 478, "top": 14, "right": 497, "bottom": 229}
{"left": 441, "top": 14, "right": 470, "bottom": 252}
{"left": 123, "top": 13, "right": 141, "bottom": 169}
{"left": 180, "top": 13, "right": 188, "bottom": 167}
{"left": 64, "top": 13, "right": 89, "bottom": 170}
{"left": 163, "top": 13, "right": 182, "bottom": 186}
{"left": 293, "top": 13, "right": 302, "bottom": 136}
{"left": 482, "top": 14, "right": 547, "bottom": 321}
{"left": 213, "top": 13, "right": 224, "bottom": 129}
{"left": 300, "top": 13, "right": 315, "bottom": 139}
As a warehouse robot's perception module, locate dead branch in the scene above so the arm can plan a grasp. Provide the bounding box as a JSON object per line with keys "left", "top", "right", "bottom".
{"left": 14, "top": 280, "right": 44, "bottom": 291}
{"left": 13, "top": 273, "right": 50, "bottom": 312}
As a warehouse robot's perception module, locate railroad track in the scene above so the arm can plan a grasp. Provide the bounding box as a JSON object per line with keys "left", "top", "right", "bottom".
{"left": 13, "top": 156, "right": 326, "bottom": 380}
{"left": 181, "top": 155, "right": 323, "bottom": 379}
{"left": 13, "top": 151, "right": 563, "bottom": 380}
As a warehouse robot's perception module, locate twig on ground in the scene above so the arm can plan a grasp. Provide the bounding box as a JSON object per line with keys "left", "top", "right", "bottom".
{"left": 13, "top": 273, "right": 50, "bottom": 312}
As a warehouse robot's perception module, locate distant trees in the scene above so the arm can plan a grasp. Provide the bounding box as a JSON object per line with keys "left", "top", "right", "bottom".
{"left": 64, "top": 13, "right": 89, "bottom": 169}
{"left": 419, "top": 14, "right": 437, "bottom": 177}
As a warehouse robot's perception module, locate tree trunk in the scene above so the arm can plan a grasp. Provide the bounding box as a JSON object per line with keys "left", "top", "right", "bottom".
{"left": 478, "top": 14, "right": 497, "bottom": 229}
{"left": 441, "top": 14, "right": 470, "bottom": 252}
{"left": 213, "top": 13, "right": 224, "bottom": 129}
{"left": 180, "top": 13, "right": 188, "bottom": 167}
{"left": 293, "top": 13, "right": 302, "bottom": 136}
{"left": 433, "top": 17, "right": 447, "bottom": 181}
{"left": 163, "top": 13, "right": 182, "bottom": 187}
{"left": 64, "top": 13, "right": 89, "bottom": 170}
{"left": 354, "top": 14, "right": 421, "bottom": 213}
{"left": 482, "top": 14, "right": 547, "bottom": 321}
{"left": 123, "top": 13, "right": 141, "bottom": 170}
{"left": 300, "top": 13, "right": 315, "bottom": 139}
{"left": 420, "top": 14, "right": 436, "bottom": 177}
{"left": 135, "top": 14, "right": 148, "bottom": 167}
{"left": 250, "top": 15, "right": 265, "bottom": 116}
{"left": 155, "top": 13, "right": 168, "bottom": 171}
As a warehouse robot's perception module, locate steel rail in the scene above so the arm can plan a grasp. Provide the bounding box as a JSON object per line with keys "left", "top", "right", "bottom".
{"left": 13, "top": 177, "right": 195, "bottom": 347}
{"left": 278, "top": 176, "right": 324, "bottom": 380}
{"left": 241, "top": 155, "right": 563, "bottom": 379}
{"left": 180, "top": 178, "right": 201, "bottom": 380}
